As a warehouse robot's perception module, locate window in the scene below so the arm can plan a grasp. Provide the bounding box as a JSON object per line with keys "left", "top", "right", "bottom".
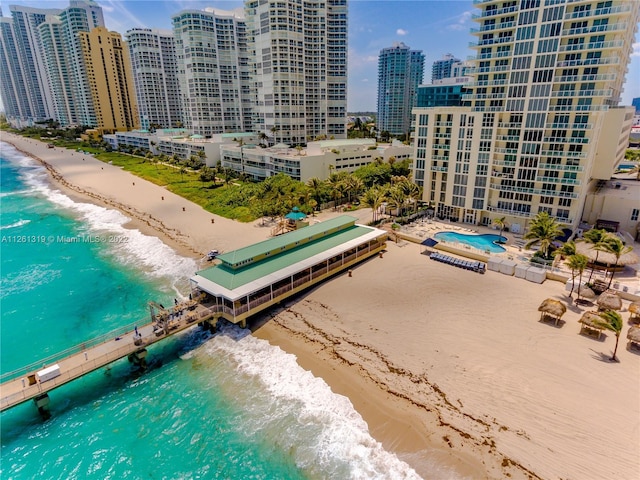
{"left": 632, "top": 209, "right": 639, "bottom": 221}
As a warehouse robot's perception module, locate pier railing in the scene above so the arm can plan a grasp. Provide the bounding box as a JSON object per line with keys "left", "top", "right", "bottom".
{"left": 0, "top": 319, "right": 142, "bottom": 384}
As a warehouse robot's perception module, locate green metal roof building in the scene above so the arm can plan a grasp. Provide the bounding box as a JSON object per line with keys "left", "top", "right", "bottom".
{"left": 190, "top": 216, "right": 387, "bottom": 326}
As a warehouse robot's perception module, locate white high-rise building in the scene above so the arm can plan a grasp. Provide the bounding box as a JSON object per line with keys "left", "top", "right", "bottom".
{"left": 245, "top": 0, "right": 348, "bottom": 145}
{"left": 126, "top": 28, "right": 182, "bottom": 130}
{"left": 0, "top": 6, "right": 62, "bottom": 125}
{"left": 172, "top": 8, "right": 251, "bottom": 137}
{"left": 412, "top": 0, "right": 638, "bottom": 232}
{"left": 2, "top": 0, "right": 106, "bottom": 127}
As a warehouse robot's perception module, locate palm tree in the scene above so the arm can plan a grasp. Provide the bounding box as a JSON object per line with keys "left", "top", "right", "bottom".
{"left": 599, "top": 235, "right": 633, "bottom": 288}
{"left": 583, "top": 228, "right": 608, "bottom": 284}
{"left": 593, "top": 310, "right": 624, "bottom": 362}
{"left": 523, "top": 212, "right": 563, "bottom": 259}
{"left": 270, "top": 126, "right": 280, "bottom": 144}
{"left": 360, "top": 187, "right": 385, "bottom": 223}
{"left": 327, "top": 172, "right": 344, "bottom": 210}
{"left": 553, "top": 240, "right": 576, "bottom": 269}
{"left": 306, "top": 177, "right": 324, "bottom": 209}
{"left": 492, "top": 217, "right": 507, "bottom": 242}
{"left": 566, "top": 253, "right": 589, "bottom": 301}
{"left": 386, "top": 185, "right": 407, "bottom": 218}
{"left": 179, "top": 166, "right": 187, "bottom": 181}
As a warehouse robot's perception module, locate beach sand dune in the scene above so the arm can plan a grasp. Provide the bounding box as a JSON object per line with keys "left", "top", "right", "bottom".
{"left": 3, "top": 133, "right": 639, "bottom": 479}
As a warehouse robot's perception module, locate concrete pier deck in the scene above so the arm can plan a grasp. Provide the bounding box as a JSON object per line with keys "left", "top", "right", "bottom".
{"left": 0, "top": 303, "right": 217, "bottom": 412}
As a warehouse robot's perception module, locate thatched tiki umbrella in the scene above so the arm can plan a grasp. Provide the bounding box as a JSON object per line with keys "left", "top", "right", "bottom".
{"left": 538, "top": 299, "right": 566, "bottom": 326}
{"left": 579, "top": 311, "right": 606, "bottom": 340}
{"left": 629, "top": 302, "right": 640, "bottom": 324}
{"left": 627, "top": 325, "right": 640, "bottom": 348}
{"left": 596, "top": 292, "right": 622, "bottom": 312}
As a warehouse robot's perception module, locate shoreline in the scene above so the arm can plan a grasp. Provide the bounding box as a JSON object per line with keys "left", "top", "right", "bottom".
{"left": 2, "top": 133, "right": 639, "bottom": 479}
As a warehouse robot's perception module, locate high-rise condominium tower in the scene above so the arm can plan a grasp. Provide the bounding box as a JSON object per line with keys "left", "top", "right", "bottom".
{"left": 4, "top": 6, "right": 63, "bottom": 122}
{"left": 245, "top": 0, "right": 348, "bottom": 145}
{"left": 432, "top": 53, "right": 461, "bottom": 83}
{"left": 126, "top": 28, "right": 182, "bottom": 130}
{"left": 79, "top": 27, "right": 138, "bottom": 132}
{"left": 377, "top": 42, "right": 424, "bottom": 136}
{"left": 412, "top": 0, "right": 638, "bottom": 232}
{"left": 0, "top": 1, "right": 104, "bottom": 127}
{"left": 172, "top": 8, "right": 251, "bottom": 137}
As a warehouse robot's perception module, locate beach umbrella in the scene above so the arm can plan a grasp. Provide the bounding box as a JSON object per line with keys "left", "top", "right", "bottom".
{"left": 628, "top": 302, "right": 640, "bottom": 324}
{"left": 579, "top": 311, "right": 605, "bottom": 339}
{"left": 578, "top": 285, "right": 596, "bottom": 300}
{"left": 627, "top": 325, "right": 640, "bottom": 345}
{"left": 575, "top": 240, "right": 639, "bottom": 266}
{"left": 597, "top": 292, "right": 622, "bottom": 311}
{"left": 538, "top": 298, "right": 566, "bottom": 325}
{"left": 285, "top": 206, "right": 307, "bottom": 221}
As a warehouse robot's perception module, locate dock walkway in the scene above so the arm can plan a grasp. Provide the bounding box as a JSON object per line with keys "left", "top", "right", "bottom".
{"left": 0, "top": 303, "right": 216, "bottom": 412}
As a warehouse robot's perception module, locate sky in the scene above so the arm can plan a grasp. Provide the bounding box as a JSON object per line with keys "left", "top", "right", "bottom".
{"left": 1, "top": 0, "right": 639, "bottom": 112}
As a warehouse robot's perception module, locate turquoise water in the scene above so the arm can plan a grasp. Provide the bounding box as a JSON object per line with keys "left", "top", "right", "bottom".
{"left": 0, "top": 143, "right": 440, "bottom": 479}
{"left": 434, "top": 232, "right": 507, "bottom": 253}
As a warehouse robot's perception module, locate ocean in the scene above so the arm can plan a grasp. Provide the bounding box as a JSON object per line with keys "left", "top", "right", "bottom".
{"left": 0, "top": 142, "right": 438, "bottom": 479}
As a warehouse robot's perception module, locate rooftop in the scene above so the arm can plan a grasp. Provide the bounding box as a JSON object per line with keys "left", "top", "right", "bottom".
{"left": 216, "top": 215, "right": 357, "bottom": 267}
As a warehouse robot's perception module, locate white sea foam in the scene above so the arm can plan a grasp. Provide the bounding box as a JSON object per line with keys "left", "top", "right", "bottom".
{"left": 1, "top": 142, "right": 197, "bottom": 287}
{"left": 200, "top": 325, "right": 465, "bottom": 480}
{"left": 1, "top": 264, "right": 61, "bottom": 298}
{"left": 0, "top": 219, "right": 31, "bottom": 230}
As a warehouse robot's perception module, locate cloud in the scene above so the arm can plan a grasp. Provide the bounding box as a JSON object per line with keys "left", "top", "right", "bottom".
{"left": 448, "top": 10, "right": 472, "bottom": 31}
{"left": 361, "top": 78, "right": 369, "bottom": 82}
{"left": 100, "top": 0, "right": 146, "bottom": 32}
{"left": 631, "top": 42, "right": 640, "bottom": 57}
{"left": 396, "top": 28, "right": 407, "bottom": 36}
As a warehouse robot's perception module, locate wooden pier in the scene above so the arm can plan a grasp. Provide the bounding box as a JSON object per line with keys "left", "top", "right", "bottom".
{"left": 0, "top": 301, "right": 219, "bottom": 415}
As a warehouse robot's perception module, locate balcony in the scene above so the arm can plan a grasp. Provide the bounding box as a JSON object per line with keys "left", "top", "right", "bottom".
{"left": 434, "top": 121, "right": 453, "bottom": 127}
{"left": 539, "top": 163, "right": 584, "bottom": 172}
{"left": 491, "top": 160, "right": 516, "bottom": 167}
{"left": 469, "top": 36, "right": 513, "bottom": 48}
{"left": 468, "top": 50, "right": 512, "bottom": 61}
{"left": 433, "top": 132, "right": 452, "bottom": 138}
{"left": 543, "top": 136, "right": 590, "bottom": 144}
{"left": 430, "top": 165, "right": 448, "bottom": 172}
{"left": 489, "top": 182, "right": 579, "bottom": 198}
{"left": 545, "top": 122, "right": 593, "bottom": 130}
{"left": 564, "top": 4, "right": 632, "bottom": 20}
{"left": 562, "top": 23, "right": 628, "bottom": 37}
{"left": 556, "top": 57, "right": 619, "bottom": 68}
{"left": 553, "top": 73, "right": 617, "bottom": 83}
{"left": 497, "top": 122, "right": 522, "bottom": 129}
{"left": 535, "top": 176, "right": 581, "bottom": 185}
{"left": 494, "top": 147, "right": 519, "bottom": 154}
{"left": 466, "top": 65, "right": 510, "bottom": 74}
{"left": 551, "top": 89, "right": 613, "bottom": 98}
{"left": 495, "top": 135, "right": 520, "bottom": 141}
{"left": 462, "top": 92, "right": 506, "bottom": 100}
{"left": 467, "top": 79, "right": 508, "bottom": 87}
{"left": 549, "top": 104, "right": 609, "bottom": 112}
{"left": 541, "top": 150, "right": 586, "bottom": 158}
{"left": 559, "top": 39, "right": 625, "bottom": 52}
{"left": 431, "top": 155, "right": 450, "bottom": 161}
{"left": 471, "top": 5, "right": 517, "bottom": 18}
{"left": 470, "top": 21, "right": 516, "bottom": 34}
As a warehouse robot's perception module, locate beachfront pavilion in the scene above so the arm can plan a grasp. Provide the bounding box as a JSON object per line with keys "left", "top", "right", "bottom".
{"left": 190, "top": 216, "right": 387, "bottom": 327}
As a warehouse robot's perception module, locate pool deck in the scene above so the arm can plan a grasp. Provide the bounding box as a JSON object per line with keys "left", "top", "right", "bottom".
{"left": 396, "top": 217, "right": 640, "bottom": 297}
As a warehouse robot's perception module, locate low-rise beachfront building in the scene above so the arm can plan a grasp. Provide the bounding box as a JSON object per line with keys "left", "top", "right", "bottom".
{"left": 102, "top": 130, "right": 259, "bottom": 166}
{"left": 220, "top": 138, "right": 413, "bottom": 182}
{"left": 190, "top": 216, "right": 387, "bottom": 327}
{"left": 583, "top": 177, "right": 640, "bottom": 241}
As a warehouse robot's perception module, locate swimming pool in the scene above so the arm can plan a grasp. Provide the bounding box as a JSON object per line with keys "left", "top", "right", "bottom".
{"left": 433, "top": 231, "right": 507, "bottom": 253}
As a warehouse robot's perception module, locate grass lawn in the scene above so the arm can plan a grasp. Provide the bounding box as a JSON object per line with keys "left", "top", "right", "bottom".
{"left": 92, "top": 152, "right": 256, "bottom": 222}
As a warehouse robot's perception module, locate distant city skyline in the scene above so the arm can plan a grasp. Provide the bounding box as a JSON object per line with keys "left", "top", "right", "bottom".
{"left": 1, "top": 0, "right": 638, "bottom": 113}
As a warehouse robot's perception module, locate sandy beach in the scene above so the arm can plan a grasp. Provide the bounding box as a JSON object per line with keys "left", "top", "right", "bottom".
{"left": 2, "top": 132, "right": 639, "bottom": 479}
